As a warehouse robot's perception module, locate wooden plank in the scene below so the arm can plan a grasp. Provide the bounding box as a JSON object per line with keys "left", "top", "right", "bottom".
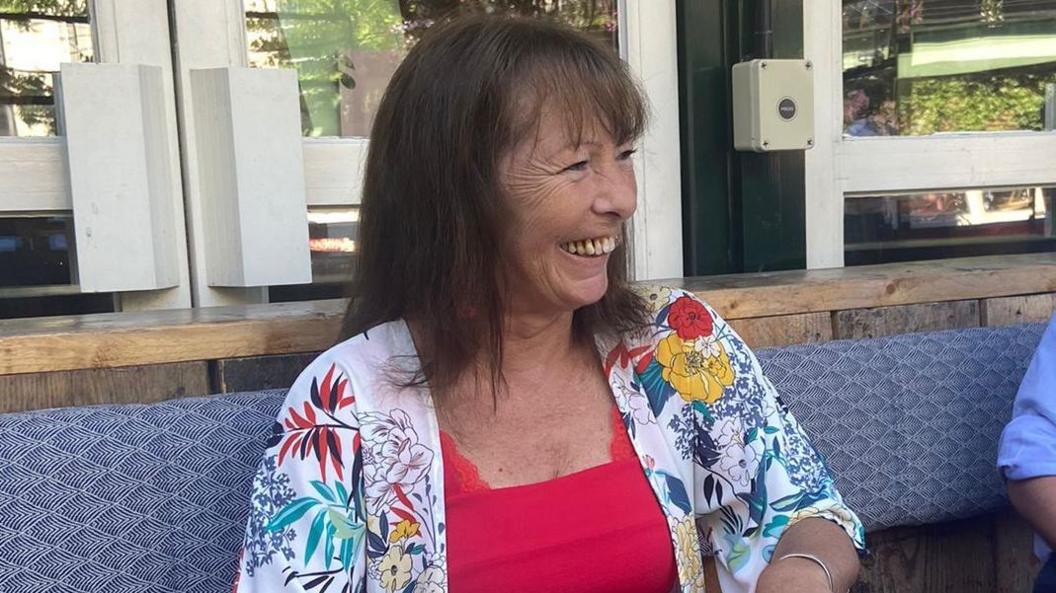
{"left": 833, "top": 300, "right": 979, "bottom": 340}
{"left": 214, "top": 353, "right": 320, "bottom": 393}
{"left": 0, "top": 299, "right": 345, "bottom": 375}
{"left": 678, "top": 253, "right": 1056, "bottom": 320}
{"left": 728, "top": 312, "right": 833, "bottom": 348}
{"left": 0, "top": 361, "right": 210, "bottom": 413}
{"left": 993, "top": 509, "right": 1041, "bottom": 593}
{"left": 855, "top": 517, "right": 997, "bottom": 593}
{"left": 982, "top": 293, "right": 1056, "bottom": 327}
{"left": 3, "top": 254, "right": 1055, "bottom": 375}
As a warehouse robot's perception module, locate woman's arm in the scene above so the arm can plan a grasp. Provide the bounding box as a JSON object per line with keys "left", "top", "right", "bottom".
{"left": 756, "top": 517, "right": 860, "bottom": 593}
{"left": 1008, "top": 476, "right": 1056, "bottom": 550}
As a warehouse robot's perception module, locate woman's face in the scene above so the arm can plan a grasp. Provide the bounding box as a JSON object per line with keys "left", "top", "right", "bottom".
{"left": 499, "top": 108, "right": 638, "bottom": 318}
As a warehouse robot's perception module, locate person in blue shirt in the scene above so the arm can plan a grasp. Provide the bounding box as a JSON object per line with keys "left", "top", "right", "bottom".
{"left": 999, "top": 311, "right": 1056, "bottom": 593}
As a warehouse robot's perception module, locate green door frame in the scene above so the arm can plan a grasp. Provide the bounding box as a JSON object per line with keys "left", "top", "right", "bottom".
{"left": 677, "top": 0, "right": 807, "bottom": 276}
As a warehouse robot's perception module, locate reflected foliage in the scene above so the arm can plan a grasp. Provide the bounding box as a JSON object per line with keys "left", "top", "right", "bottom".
{"left": 245, "top": 0, "right": 616, "bottom": 137}
{"left": 842, "top": 0, "right": 1056, "bottom": 136}
{"left": 0, "top": 0, "right": 91, "bottom": 136}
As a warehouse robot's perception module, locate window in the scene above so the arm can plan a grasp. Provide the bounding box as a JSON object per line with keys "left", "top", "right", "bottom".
{"left": 842, "top": 0, "right": 1056, "bottom": 137}
{"left": 845, "top": 185, "right": 1055, "bottom": 264}
{"left": 804, "top": 0, "right": 1056, "bottom": 268}
{"left": 0, "top": 1, "right": 92, "bottom": 137}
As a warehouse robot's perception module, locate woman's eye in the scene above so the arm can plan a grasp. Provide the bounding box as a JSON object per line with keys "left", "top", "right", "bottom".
{"left": 618, "top": 148, "right": 638, "bottom": 161}
{"left": 564, "top": 160, "right": 589, "bottom": 173}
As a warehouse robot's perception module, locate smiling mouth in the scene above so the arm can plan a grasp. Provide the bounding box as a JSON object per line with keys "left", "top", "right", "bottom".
{"left": 560, "top": 236, "right": 618, "bottom": 257}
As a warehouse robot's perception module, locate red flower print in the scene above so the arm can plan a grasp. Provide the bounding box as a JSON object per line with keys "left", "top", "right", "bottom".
{"left": 667, "top": 296, "right": 714, "bottom": 340}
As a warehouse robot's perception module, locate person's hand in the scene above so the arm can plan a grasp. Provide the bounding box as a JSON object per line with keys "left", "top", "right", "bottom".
{"left": 755, "top": 555, "right": 834, "bottom": 593}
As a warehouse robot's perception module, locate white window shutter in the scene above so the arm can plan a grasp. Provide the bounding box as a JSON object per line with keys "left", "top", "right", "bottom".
{"left": 190, "top": 67, "right": 312, "bottom": 288}
{"left": 59, "top": 62, "right": 180, "bottom": 292}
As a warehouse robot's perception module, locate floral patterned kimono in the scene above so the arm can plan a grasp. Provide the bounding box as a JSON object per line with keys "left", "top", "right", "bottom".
{"left": 235, "top": 287, "right": 865, "bottom": 593}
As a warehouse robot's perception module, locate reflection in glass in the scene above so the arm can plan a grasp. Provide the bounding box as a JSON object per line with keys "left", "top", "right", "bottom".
{"left": 245, "top": 0, "right": 618, "bottom": 138}
{"left": 0, "top": 1, "right": 93, "bottom": 136}
{"left": 0, "top": 213, "right": 75, "bottom": 286}
{"left": 269, "top": 206, "right": 359, "bottom": 303}
{"left": 842, "top": 0, "right": 1056, "bottom": 136}
{"left": 307, "top": 206, "right": 358, "bottom": 284}
{"left": 845, "top": 186, "right": 1056, "bottom": 265}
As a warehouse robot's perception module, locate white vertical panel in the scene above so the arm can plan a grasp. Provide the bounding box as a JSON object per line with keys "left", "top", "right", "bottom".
{"left": 191, "top": 67, "right": 311, "bottom": 287}
{"left": 170, "top": 0, "right": 267, "bottom": 306}
{"left": 803, "top": 0, "right": 845, "bottom": 269}
{"left": 60, "top": 62, "right": 179, "bottom": 291}
{"left": 623, "top": 0, "right": 684, "bottom": 280}
{"left": 92, "top": 0, "right": 193, "bottom": 310}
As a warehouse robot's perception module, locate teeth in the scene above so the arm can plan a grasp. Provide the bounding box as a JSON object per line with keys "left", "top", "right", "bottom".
{"left": 562, "top": 236, "right": 618, "bottom": 256}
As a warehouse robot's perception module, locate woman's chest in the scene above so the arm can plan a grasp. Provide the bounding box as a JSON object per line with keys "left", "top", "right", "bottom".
{"left": 438, "top": 375, "right": 618, "bottom": 488}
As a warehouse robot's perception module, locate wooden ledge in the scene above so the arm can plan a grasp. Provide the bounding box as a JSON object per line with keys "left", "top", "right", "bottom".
{"left": 670, "top": 253, "right": 1056, "bottom": 320}
{"left": 0, "top": 300, "right": 345, "bottom": 376}
{"left": 2, "top": 253, "right": 1055, "bottom": 375}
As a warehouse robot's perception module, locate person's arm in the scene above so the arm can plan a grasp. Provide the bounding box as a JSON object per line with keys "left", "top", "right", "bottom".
{"left": 1008, "top": 476, "right": 1056, "bottom": 550}
{"left": 999, "top": 313, "right": 1056, "bottom": 553}
{"left": 756, "top": 517, "right": 860, "bottom": 593}
{"left": 650, "top": 289, "right": 866, "bottom": 592}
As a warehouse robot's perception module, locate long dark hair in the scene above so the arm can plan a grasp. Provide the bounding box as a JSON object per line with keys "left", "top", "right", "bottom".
{"left": 341, "top": 15, "right": 650, "bottom": 396}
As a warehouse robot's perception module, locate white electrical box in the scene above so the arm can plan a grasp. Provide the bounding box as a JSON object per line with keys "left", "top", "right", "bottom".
{"left": 732, "top": 59, "right": 814, "bottom": 152}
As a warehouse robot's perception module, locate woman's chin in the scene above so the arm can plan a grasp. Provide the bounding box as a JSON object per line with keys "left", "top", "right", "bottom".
{"left": 562, "top": 276, "right": 610, "bottom": 311}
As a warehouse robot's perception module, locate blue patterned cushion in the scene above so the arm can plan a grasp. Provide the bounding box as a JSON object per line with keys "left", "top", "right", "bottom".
{"left": 0, "top": 323, "right": 1045, "bottom": 591}
{"left": 0, "top": 391, "right": 285, "bottom": 593}
{"left": 756, "top": 323, "right": 1046, "bottom": 531}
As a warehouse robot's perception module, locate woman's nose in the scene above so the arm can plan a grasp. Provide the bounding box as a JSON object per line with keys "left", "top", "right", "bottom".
{"left": 592, "top": 165, "right": 637, "bottom": 220}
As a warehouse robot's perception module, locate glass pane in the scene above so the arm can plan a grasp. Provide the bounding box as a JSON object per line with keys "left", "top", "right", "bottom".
{"left": 0, "top": 214, "right": 116, "bottom": 319}
{"left": 269, "top": 206, "right": 358, "bottom": 303}
{"left": 0, "top": 1, "right": 94, "bottom": 137}
{"left": 0, "top": 214, "right": 76, "bottom": 287}
{"left": 842, "top": 0, "right": 1056, "bottom": 136}
{"left": 245, "top": 0, "right": 619, "bottom": 138}
{"left": 844, "top": 185, "right": 1056, "bottom": 265}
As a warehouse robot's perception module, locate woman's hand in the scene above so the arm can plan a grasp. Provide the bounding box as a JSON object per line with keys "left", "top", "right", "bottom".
{"left": 756, "top": 555, "right": 834, "bottom": 593}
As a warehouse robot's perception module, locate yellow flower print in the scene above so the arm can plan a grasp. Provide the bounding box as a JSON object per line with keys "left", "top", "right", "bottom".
{"left": 635, "top": 285, "right": 673, "bottom": 312}
{"left": 655, "top": 333, "right": 735, "bottom": 403}
{"left": 673, "top": 517, "right": 705, "bottom": 589}
{"left": 379, "top": 546, "right": 413, "bottom": 592}
{"left": 388, "top": 518, "right": 421, "bottom": 543}
{"left": 789, "top": 505, "right": 856, "bottom": 529}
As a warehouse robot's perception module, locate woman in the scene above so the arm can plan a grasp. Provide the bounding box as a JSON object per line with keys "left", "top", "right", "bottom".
{"left": 236, "top": 16, "right": 865, "bottom": 593}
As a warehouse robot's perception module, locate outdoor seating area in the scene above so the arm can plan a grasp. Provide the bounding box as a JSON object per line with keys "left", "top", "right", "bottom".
{"left": 0, "top": 318, "right": 1046, "bottom": 591}
{"left": 3, "top": 1, "right": 1056, "bottom": 591}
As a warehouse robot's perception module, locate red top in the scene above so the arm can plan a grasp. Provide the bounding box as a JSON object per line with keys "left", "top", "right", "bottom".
{"left": 440, "top": 407, "right": 679, "bottom": 593}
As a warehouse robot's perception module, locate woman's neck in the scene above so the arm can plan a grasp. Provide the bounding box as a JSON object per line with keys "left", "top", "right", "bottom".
{"left": 500, "top": 309, "right": 581, "bottom": 380}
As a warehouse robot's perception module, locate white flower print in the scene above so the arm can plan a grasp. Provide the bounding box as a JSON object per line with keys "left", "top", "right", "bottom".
{"left": 718, "top": 441, "right": 760, "bottom": 488}
{"left": 360, "top": 410, "right": 434, "bottom": 512}
{"left": 693, "top": 334, "right": 724, "bottom": 359}
{"left": 612, "top": 373, "right": 655, "bottom": 425}
{"left": 714, "top": 417, "right": 744, "bottom": 448}
{"left": 412, "top": 563, "right": 447, "bottom": 593}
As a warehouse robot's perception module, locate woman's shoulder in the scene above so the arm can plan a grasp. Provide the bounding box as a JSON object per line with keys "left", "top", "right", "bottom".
{"left": 283, "top": 318, "right": 416, "bottom": 408}
{"left": 631, "top": 283, "right": 718, "bottom": 317}
{"left": 622, "top": 283, "right": 751, "bottom": 364}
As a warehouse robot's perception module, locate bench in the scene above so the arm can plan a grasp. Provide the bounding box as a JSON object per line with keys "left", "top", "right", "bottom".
{"left": 0, "top": 322, "right": 1046, "bottom": 592}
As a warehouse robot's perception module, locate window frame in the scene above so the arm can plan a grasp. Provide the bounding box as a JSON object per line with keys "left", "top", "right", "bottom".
{"left": 803, "top": 0, "right": 1056, "bottom": 269}
{"left": 0, "top": 0, "right": 191, "bottom": 310}
{"left": 169, "top": 0, "right": 682, "bottom": 309}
